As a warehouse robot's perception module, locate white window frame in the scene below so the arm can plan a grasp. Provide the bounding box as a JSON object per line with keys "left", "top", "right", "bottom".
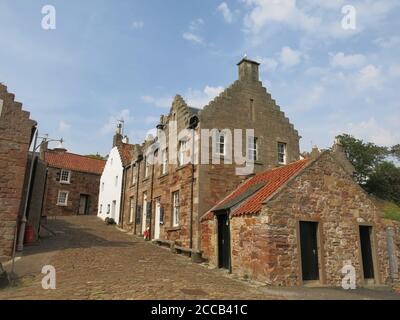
{"left": 161, "top": 148, "right": 168, "bottom": 175}
{"left": 101, "top": 182, "right": 105, "bottom": 192}
{"left": 216, "top": 131, "right": 226, "bottom": 156}
{"left": 57, "top": 190, "right": 69, "bottom": 206}
{"left": 278, "top": 142, "right": 287, "bottom": 165}
{"left": 60, "top": 169, "right": 71, "bottom": 184}
{"left": 129, "top": 197, "right": 134, "bottom": 223}
{"left": 144, "top": 157, "right": 150, "bottom": 178}
{"left": 115, "top": 175, "right": 119, "bottom": 187}
{"left": 107, "top": 204, "right": 111, "bottom": 215}
{"left": 247, "top": 136, "right": 258, "bottom": 161}
{"left": 131, "top": 165, "right": 137, "bottom": 185}
{"left": 172, "top": 191, "right": 180, "bottom": 227}
{"left": 178, "top": 140, "right": 187, "bottom": 167}
{"left": 99, "top": 204, "right": 103, "bottom": 214}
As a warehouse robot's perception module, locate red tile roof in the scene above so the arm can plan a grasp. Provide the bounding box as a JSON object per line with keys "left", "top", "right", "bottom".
{"left": 202, "top": 159, "right": 309, "bottom": 220}
{"left": 44, "top": 151, "right": 106, "bottom": 175}
{"left": 117, "top": 143, "right": 135, "bottom": 167}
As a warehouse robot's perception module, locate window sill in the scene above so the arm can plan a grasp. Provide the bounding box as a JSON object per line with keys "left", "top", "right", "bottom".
{"left": 142, "top": 177, "right": 150, "bottom": 182}
{"left": 60, "top": 181, "right": 71, "bottom": 185}
{"left": 176, "top": 164, "right": 191, "bottom": 172}
{"left": 57, "top": 204, "right": 68, "bottom": 207}
{"left": 166, "top": 226, "right": 181, "bottom": 232}
{"left": 159, "top": 173, "right": 169, "bottom": 179}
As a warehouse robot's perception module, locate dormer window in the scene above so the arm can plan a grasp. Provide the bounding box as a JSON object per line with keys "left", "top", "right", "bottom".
{"left": 60, "top": 169, "right": 71, "bottom": 184}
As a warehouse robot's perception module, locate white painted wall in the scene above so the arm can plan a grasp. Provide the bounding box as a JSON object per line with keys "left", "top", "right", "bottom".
{"left": 98, "top": 147, "right": 123, "bottom": 223}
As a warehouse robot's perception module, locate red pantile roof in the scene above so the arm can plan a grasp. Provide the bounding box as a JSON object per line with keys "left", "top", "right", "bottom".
{"left": 44, "top": 151, "right": 106, "bottom": 175}
{"left": 202, "top": 159, "right": 309, "bottom": 220}
{"left": 117, "top": 143, "right": 135, "bottom": 167}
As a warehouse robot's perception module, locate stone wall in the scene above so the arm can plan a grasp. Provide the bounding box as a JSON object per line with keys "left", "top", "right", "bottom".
{"left": 0, "top": 84, "right": 36, "bottom": 261}
{"left": 43, "top": 167, "right": 101, "bottom": 216}
{"left": 229, "top": 152, "right": 391, "bottom": 287}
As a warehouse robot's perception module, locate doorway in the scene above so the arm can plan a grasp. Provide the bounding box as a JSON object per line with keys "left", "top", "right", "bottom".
{"left": 78, "top": 194, "right": 89, "bottom": 215}
{"left": 300, "top": 221, "right": 320, "bottom": 281}
{"left": 359, "top": 226, "right": 375, "bottom": 280}
{"left": 217, "top": 213, "right": 230, "bottom": 270}
{"left": 154, "top": 199, "right": 161, "bottom": 240}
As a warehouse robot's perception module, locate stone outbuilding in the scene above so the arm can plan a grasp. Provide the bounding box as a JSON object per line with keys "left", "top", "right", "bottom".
{"left": 201, "top": 145, "right": 399, "bottom": 287}
{"left": 41, "top": 144, "right": 106, "bottom": 217}
{"left": 0, "top": 84, "right": 36, "bottom": 261}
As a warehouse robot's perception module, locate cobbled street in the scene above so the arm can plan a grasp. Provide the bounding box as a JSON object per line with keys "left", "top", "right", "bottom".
{"left": 0, "top": 216, "right": 399, "bottom": 300}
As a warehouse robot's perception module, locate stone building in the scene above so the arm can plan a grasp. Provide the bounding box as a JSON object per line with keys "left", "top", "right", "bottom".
{"left": 0, "top": 84, "right": 36, "bottom": 261}
{"left": 121, "top": 58, "right": 300, "bottom": 254}
{"left": 98, "top": 123, "right": 135, "bottom": 224}
{"left": 201, "top": 144, "right": 399, "bottom": 287}
{"left": 41, "top": 145, "right": 105, "bottom": 217}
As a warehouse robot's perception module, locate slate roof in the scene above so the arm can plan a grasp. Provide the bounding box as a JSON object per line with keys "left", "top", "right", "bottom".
{"left": 44, "top": 151, "right": 106, "bottom": 175}
{"left": 201, "top": 159, "right": 309, "bottom": 220}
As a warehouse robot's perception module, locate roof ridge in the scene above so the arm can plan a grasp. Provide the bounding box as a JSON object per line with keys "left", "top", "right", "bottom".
{"left": 46, "top": 150, "right": 106, "bottom": 162}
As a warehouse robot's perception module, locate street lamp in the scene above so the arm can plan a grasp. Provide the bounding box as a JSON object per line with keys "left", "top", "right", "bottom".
{"left": 9, "top": 129, "right": 63, "bottom": 281}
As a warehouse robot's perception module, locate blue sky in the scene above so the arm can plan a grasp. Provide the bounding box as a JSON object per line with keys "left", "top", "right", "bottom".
{"left": 0, "top": 0, "right": 399, "bottom": 156}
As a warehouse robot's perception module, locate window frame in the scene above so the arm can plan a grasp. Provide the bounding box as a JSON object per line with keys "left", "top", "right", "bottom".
{"left": 216, "top": 131, "right": 226, "bottom": 156}
{"left": 278, "top": 142, "right": 287, "bottom": 165}
{"left": 60, "top": 169, "right": 71, "bottom": 184}
{"left": 129, "top": 197, "right": 135, "bottom": 224}
{"left": 172, "top": 191, "right": 180, "bottom": 227}
{"left": 161, "top": 148, "right": 168, "bottom": 175}
{"left": 178, "top": 140, "right": 187, "bottom": 167}
{"left": 247, "top": 136, "right": 258, "bottom": 161}
{"left": 144, "top": 157, "right": 150, "bottom": 178}
{"left": 57, "top": 190, "right": 69, "bottom": 206}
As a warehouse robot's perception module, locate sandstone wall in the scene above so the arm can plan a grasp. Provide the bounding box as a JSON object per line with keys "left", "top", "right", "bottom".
{"left": 0, "top": 84, "right": 36, "bottom": 261}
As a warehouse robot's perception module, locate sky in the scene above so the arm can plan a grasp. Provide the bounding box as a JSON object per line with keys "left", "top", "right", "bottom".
{"left": 0, "top": 0, "right": 399, "bottom": 156}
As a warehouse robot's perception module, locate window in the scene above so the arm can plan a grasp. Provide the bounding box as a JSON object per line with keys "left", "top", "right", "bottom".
{"left": 161, "top": 149, "right": 168, "bottom": 175}
{"left": 131, "top": 165, "right": 137, "bottom": 185}
{"left": 247, "top": 136, "right": 258, "bottom": 161}
{"left": 129, "top": 197, "right": 134, "bottom": 223}
{"left": 178, "top": 140, "right": 187, "bottom": 166}
{"left": 172, "top": 191, "right": 180, "bottom": 227}
{"left": 144, "top": 157, "right": 150, "bottom": 178}
{"left": 107, "top": 204, "right": 111, "bottom": 215}
{"left": 216, "top": 131, "right": 225, "bottom": 156}
{"left": 60, "top": 169, "right": 71, "bottom": 184}
{"left": 115, "top": 175, "right": 119, "bottom": 187}
{"left": 57, "top": 191, "right": 69, "bottom": 206}
{"left": 278, "top": 142, "right": 287, "bottom": 165}
{"left": 99, "top": 204, "right": 103, "bottom": 214}
{"left": 101, "top": 182, "right": 104, "bottom": 192}
{"left": 249, "top": 99, "right": 255, "bottom": 121}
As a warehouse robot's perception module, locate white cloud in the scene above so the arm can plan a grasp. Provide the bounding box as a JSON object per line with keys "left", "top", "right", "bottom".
{"left": 279, "top": 46, "right": 301, "bottom": 68}
{"left": 257, "top": 57, "right": 278, "bottom": 72}
{"left": 389, "top": 64, "right": 400, "bottom": 77}
{"left": 330, "top": 52, "right": 366, "bottom": 69}
{"left": 186, "top": 85, "right": 224, "bottom": 108}
{"left": 141, "top": 95, "right": 173, "bottom": 108}
{"left": 182, "top": 32, "right": 204, "bottom": 45}
{"left": 292, "top": 85, "right": 325, "bottom": 112}
{"left": 131, "top": 21, "right": 144, "bottom": 29}
{"left": 242, "top": 0, "right": 320, "bottom": 34}
{"left": 374, "top": 36, "right": 400, "bottom": 49}
{"left": 342, "top": 118, "right": 397, "bottom": 146}
{"left": 217, "top": 2, "right": 233, "bottom": 24}
{"left": 58, "top": 120, "right": 71, "bottom": 132}
{"left": 356, "top": 65, "right": 383, "bottom": 90}
{"left": 100, "top": 109, "right": 133, "bottom": 135}
{"left": 189, "top": 18, "right": 204, "bottom": 31}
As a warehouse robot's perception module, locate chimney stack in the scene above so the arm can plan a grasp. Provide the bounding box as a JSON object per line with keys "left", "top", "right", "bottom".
{"left": 237, "top": 56, "right": 260, "bottom": 82}
{"left": 113, "top": 122, "right": 123, "bottom": 147}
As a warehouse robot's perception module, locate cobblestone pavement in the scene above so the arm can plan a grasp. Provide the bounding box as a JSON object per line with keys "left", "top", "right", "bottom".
{"left": 1, "top": 216, "right": 399, "bottom": 300}
{"left": 0, "top": 216, "right": 281, "bottom": 300}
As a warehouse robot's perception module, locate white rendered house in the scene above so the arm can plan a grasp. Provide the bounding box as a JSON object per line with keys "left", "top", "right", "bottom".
{"left": 98, "top": 125, "right": 133, "bottom": 224}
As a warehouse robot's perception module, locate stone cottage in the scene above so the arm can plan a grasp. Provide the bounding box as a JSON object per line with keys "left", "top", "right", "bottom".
{"left": 98, "top": 123, "right": 135, "bottom": 224}
{"left": 121, "top": 58, "right": 300, "bottom": 255}
{"left": 41, "top": 143, "right": 105, "bottom": 217}
{"left": 0, "top": 84, "right": 36, "bottom": 261}
{"left": 201, "top": 144, "right": 398, "bottom": 287}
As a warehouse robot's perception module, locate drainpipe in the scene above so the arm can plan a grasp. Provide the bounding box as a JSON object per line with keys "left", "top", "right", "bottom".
{"left": 118, "top": 166, "right": 127, "bottom": 227}
{"left": 187, "top": 116, "right": 199, "bottom": 250}
{"left": 149, "top": 151, "right": 156, "bottom": 239}
{"left": 16, "top": 128, "right": 38, "bottom": 252}
{"left": 133, "top": 156, "right": 142, "bottom": 235}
